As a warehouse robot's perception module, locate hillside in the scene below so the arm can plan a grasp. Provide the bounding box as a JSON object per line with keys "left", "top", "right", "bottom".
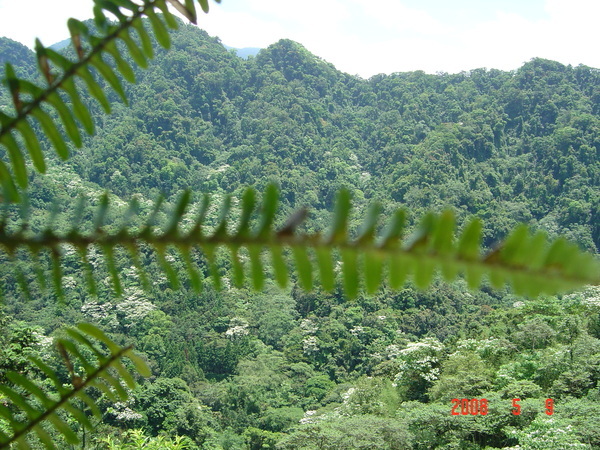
{"left": 3, "top": 25, "right": 597, "bottom": 249}
{"left": 1, "top": 20, "right": 599, "bottom": 448}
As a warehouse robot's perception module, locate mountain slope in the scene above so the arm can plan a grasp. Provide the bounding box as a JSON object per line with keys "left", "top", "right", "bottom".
{"left": 1, "top": 23, "right": 598, "bottom": 251}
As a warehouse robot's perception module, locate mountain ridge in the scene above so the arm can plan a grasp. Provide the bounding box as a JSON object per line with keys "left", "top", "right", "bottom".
{"left": 0, "top": 24, "right": 598, "bottom": 251}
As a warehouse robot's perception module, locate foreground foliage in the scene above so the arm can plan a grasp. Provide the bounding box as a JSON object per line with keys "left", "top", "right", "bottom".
{"left": 1, "top": 185, "right": 598, "bottom": 301}
{"left": 0, "top": 0, "right": 220, "bottom": 200}
{"left": 0, "top": 323, "right": 149, "bottom": 449}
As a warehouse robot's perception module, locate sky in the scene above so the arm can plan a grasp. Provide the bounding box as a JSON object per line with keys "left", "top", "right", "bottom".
{"left": 0, "top": 0, "right": 598, "bottom": 78}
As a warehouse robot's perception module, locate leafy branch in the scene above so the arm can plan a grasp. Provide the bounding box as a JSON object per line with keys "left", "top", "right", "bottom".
{"left": 0, "top": 323, "right": 150, "bottom": 449}
{"left": 0, "top": 0, "right": 219, "bottom": 201}
{"left": 2, "top": 185, "right": 598, "bottom": 299}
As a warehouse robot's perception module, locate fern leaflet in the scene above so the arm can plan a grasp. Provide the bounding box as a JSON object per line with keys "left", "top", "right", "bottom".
{"left": 0, "top": 0, "right": 220, "bottom": 200}
{"left": 0, "top": 323, "right": 149, "bottom": 449}
{"left": 1, "top": 185, "right": 598, "bottom": 299}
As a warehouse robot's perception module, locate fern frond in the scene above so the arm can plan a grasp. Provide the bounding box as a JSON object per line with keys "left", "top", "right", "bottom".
{"left": 0, "top": 323, "right": 150, "bottom": 449}
{"left": 1, "top": 185, "right": 598, "bottom": 299}
{"left": 0, "top": 0, "right": 221, "bottom": 200}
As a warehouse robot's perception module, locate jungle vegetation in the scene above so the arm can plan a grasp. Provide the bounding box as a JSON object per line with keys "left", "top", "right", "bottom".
{"left": 0, "top": 0, "right": 599, "bottom": 448}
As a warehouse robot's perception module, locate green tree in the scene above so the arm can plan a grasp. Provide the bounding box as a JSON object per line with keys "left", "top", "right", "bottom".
{"left": 136, "top": 377, "right": 217, "bottom": 444}
{"left": 277, "top": 414, "right": 413, "bottom": 449}
{"left": 428, "top": 351, "right": 493, "bottom": 402}
{"left": 509, "top": 415, "right": 588, "bottom": 449}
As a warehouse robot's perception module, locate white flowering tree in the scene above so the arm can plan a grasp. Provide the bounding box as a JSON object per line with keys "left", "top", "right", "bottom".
{"left": 393, "top": 337, "right": 444, "bottom": 401}
{"left": 507, "top": 416, "right": 588, "bottom": 449}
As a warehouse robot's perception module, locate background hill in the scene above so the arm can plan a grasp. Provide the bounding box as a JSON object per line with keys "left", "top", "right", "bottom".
{"left": 0, "top": 21, "right": 599, "bottom": 448}
{"left": 223, "top": 44, "right": 261, "bottom": 59}
{"left": 3, "top": 24, "right": 597, "bottom": 250}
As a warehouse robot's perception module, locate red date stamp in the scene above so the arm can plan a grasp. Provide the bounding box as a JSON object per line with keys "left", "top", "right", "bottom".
{"left": 451, "top": 398, "right": 554, "bottom": 416}
{"left": 451, "top": 398, "right": 488, "bottom": 415}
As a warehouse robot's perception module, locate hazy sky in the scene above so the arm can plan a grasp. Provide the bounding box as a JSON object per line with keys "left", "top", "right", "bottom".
{"left": 0, "top": 0, "right": 598, "bottom": 78}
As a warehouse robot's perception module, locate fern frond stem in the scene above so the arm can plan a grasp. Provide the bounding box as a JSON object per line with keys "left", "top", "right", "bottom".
{"left": 1, "top": 230, "right": 597, "bottom": 290}
{"left": 0, "top": 0, "right": 159, "bottom": 142}
{"left": 1, "top": 345, "right": 133, "bottom": 449}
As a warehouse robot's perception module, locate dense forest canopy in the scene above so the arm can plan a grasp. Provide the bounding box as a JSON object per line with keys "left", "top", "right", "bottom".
{"left": 5, "top": 22, "right": 598, "bottom": 249}
{"left": 0, "top": 15, "right": 599, "bottom": 449}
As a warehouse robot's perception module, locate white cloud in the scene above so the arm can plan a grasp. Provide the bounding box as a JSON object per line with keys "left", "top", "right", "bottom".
{"left": 0, "top": 0, "right": 93, "bottom": 47}
{"left": 330, "top": 0, "right": 600, "bottom": 76}
{"left": 0, "top": 0, "right": 598, "bottom": 77}
{"left": 540, "top": 0, "right": 600, "bottom": 65}
{"left": 200, "top": 9, "right": 287, "bottom": 48}
{"left": 357, "top": 0, "right": 449, "bottom": 35}
{"left": 437, "top": 0, "right": 600, "bottom": 73}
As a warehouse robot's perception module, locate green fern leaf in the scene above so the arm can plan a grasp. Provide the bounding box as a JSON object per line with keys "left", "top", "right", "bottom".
{"left": 0, "top": 132, "right": 28, "bottom": 188}
{"left": 0, "top": 0, "right": 221, "bottom": 192}
{"left": 14, "top": 119, "right": 46, "bottom": 173}
{"left": 1, "top": 186, "right": 597, "bottom": 300}
{"left": 119, "top": 29, "right": 149, "bottom": 68}
{"left": 145, "top": 7, "right": 172, "bottom": 48}
{"left": 0, "top": 324, "right": 149, "bottom": 450}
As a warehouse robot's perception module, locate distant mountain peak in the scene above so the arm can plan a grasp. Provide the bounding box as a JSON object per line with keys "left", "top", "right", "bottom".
{"left": 222, "top": 44, "right": 261, "bottom": 60}
{"left": 49, "top": 38, "right": 71, "bottom": 51}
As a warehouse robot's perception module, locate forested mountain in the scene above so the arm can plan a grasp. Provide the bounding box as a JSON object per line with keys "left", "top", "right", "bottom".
{"left": 1, "top": 19, "right": 599, "bottom": 448}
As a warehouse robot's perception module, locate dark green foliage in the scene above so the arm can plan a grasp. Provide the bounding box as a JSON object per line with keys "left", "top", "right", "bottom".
{"left": 278, "top": 414, "right": 414, "bottom": 449}
{"left": 0, "top": 314, "right": 44, "bottom": 384}
{"left": 136, "top": 377, "right": 217, "bottom": 444}
{"left": 259, "top": 406, "right": 304, "bottom": 432}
